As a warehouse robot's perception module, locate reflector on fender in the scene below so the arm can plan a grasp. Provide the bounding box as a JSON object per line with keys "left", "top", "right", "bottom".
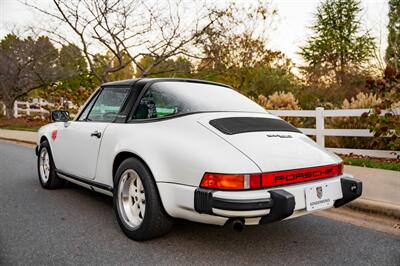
{"left": 200, "top": 164, "right": 343, "bottom": 190}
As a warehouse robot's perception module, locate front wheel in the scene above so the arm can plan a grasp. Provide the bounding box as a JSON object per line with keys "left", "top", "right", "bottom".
{"left": 37, "top": 140, "right": 65, "bottom": 189}
{"left": 113, "top": 158, "right": 173, "bottom": 241}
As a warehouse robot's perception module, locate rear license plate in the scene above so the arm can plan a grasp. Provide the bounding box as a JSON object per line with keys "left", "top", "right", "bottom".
{"left": 305, "top": 183, "right": 334, "bottom": 211}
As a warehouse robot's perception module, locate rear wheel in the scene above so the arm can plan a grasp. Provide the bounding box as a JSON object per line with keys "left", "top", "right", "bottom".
{"left": 37, "top": 140, "right": 65, "bottom": 189}
{"left": 113, "top": 158, "right": 173, "bottom": 240}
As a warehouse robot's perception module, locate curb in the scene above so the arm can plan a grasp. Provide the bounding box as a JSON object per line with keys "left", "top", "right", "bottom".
{"left": 345, "top": 198, "right": 400, "bottom": 219}
{"left": 0, "top": 137, "right": 36, "bottom": 145}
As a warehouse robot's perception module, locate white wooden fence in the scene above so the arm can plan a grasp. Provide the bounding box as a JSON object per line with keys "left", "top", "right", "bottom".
{"left": 11, "top": 99, "right": 52, "bottom": 119}
{"left": 268, "top": 107, "right": 400, "bottom": 159}
{"left": 1, "top": 100, "right": 53, "bottom": 119}
{"left": 1, "top": 99, "right": 73, "bottom": 119}
{"left": 1, "top": 101, "right": 398, "bottom": 158}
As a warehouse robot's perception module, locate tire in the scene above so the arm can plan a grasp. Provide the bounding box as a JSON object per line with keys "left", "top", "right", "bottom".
{"left": 113, "top": 158, "right": 173, "bottom": 241}
{"left": 37, "top": 140, "right": 65, "bottom": 189}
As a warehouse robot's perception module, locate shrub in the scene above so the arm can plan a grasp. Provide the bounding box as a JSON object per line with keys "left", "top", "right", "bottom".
{"left": 342, "top": 92, "right": 381, "bottom": 109}
{"left": 257, "top": 91, "right": 303, "bottom": 127}
{"left": 365, "top": 66, "right": 400, "bottom": 150}
{"left": 326, "top": 92, "right": 390, "bottom": 149}
{"left": 258, "top": 91, "right": 300, "bottom": 110}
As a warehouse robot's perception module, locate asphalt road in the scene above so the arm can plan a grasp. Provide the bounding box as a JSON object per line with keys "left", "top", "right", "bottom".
{"left": 0, "top": 141, "right": 399, "bottom": 266}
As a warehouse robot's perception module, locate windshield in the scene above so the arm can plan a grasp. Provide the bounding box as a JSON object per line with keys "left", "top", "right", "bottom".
{"left": 133, "top": 81, "right": 265, "bottom": 119}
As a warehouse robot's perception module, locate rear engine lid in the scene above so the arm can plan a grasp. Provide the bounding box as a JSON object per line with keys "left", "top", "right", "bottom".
{"left": 198, "top": 113, "right": 341, "bottom": 172}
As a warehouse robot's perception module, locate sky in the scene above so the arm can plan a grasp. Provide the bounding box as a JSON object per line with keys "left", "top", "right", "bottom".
{"left": 0, "top": 0, "right": 389, "bottom": 67}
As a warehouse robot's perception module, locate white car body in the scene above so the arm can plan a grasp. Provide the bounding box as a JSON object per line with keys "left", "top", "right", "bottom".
{"left": 36, "top": 78, "right": 362, "bottom": 230}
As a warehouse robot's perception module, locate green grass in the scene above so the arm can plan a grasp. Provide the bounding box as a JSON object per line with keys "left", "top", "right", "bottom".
{"left": 343, "top": 158, "right": 400, "bottom": 172}
{"left": 0, "top": 124, "right": 40, "bottom": 132}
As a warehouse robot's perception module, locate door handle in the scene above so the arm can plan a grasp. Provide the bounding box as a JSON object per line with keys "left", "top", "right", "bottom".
{"left": 90, "top": 131, "right": 102, "bottom": 138}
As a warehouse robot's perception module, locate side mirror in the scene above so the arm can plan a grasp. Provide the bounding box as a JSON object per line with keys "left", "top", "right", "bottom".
{"left": 51, "top": 110, "right": 70, "bottom": 122}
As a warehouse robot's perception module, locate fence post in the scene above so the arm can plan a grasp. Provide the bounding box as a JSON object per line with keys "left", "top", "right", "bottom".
{"left": 315, "top": 107, "right": 325, "bottom": 147}
{"left": 26, "top": 102, "right": 30, "bottom": 116}
{"left": 39, "top": 98, "right": 44, "bottom": 120}
{"left": 14, "top": 101, "right": 18, "bottom": 118}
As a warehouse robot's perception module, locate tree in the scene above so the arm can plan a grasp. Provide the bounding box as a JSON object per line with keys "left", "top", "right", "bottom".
{"left": 35, "top": 43, "right": 98, "bottom": 112}
{"left": 135, "top": 55, "right": 192, "bottom": 78}
{"left": 93, "top": 51, "right": 135, "bottom": 82}
{"left": 24, "top": 0, "right": 230, "bottom": 82}
{"left": 195, "top": 31, "right": 301, "bottom": 98}
{"left": 299, "top": 0, "right": 375, "bottom": 86}
{"left": 187, "top": 2, "right": 303, "bottom": 98}
{"left": 59, "top": 44, "right": 88, "bottom": 78}
{"left": 386, "top": 0, "right": 400, "bottom": 72}
{"left": 0, "top": 34, "right": 61, "bottom": 118}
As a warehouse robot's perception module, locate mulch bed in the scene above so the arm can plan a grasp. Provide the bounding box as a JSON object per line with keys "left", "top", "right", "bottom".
{"left": 338, "top": 153, "right": 400, "bottom": 164}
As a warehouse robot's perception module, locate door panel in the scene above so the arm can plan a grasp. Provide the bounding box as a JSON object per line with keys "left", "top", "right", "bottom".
{"left": 52, "top": 86, "right": 130, "bottom": 180}
{"left": 52, "top": 121, "right": 109, "bottom": 180}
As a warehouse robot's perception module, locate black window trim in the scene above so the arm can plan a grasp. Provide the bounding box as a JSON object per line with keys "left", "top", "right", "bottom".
{"left": 75, "top": 78, "right": 263, "bottom": 124}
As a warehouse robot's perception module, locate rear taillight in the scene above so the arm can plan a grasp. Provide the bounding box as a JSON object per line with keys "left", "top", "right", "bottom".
{"left": 200, "top": 173, "right": 261, "bottom": 190}
{"left": 261, "top": 163, "right": 343, "bottom": 188}
{"left": 200, "top": 163, "right": 343, "bottom": 190}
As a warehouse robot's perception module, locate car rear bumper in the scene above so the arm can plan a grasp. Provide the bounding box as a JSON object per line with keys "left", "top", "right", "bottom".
{"left": 157, "top": 175, "right": 362, "bottom": 226}
{"left": 195, "top": 188, "right": 296, "bottom": 224}
{"left": 157, "top": 174, "right": 362, "bottom": 225}
{"left": 194, "top": 176, "right": 362, "bottom": 224}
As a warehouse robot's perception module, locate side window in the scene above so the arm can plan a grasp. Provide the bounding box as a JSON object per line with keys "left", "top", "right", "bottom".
{"left": 87, "top": 87, "right": 130, "bottom": 122}
{"left": 133, "top": 87, "right": 179, "bottom": 119}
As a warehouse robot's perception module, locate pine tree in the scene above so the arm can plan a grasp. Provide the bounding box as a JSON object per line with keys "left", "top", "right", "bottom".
{"left": 300, "top": 0, "right": 375, "bottom": 86}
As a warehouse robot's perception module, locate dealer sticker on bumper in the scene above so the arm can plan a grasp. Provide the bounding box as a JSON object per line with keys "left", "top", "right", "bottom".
{"left": 305, "top": 183, "right": 334, "bottom": 211}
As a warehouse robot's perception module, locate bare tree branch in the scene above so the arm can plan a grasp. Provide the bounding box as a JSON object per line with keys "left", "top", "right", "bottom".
{"left": 22, "top": 0, "right": 233, "bottom": 82}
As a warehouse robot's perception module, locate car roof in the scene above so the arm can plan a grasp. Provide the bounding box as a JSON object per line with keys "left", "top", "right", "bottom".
{"left": 102, "top": 78, "right": 231, "bottom": 88}
{"left": 101, "top": 79, "right": 139, "bottom": 86}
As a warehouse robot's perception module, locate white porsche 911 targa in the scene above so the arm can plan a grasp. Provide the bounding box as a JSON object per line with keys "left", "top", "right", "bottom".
{"left": 36, "top": 78, "right": 362, "bottom": 240}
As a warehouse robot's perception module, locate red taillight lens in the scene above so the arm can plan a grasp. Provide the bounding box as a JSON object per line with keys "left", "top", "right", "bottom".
{"left": 261, "top": 163, "right": 343, "bottom": 188}
{"left": 200, "top": 163, "right": 342, "bottom": 190}
{"left": 200, "top": 173, "right": 261, "bottom": 190}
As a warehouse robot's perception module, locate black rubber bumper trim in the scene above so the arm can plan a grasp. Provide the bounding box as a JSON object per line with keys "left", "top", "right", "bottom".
{"left": 334, "top": 177, "right": 362, "bottom": 208}
{"left": 194, "top": 188, "right": 273, "bottom": 213}
{"left": 194, "top": 188, "right": 294, "bottom": 223}
{"left": 194, "top": 188, "right": 214, "bottom": 214}
{"left": 35, "top": 145, "right": 39, "bottom": 156}
{"left": 259, "top": 189, "right": 295, "bottom": 224}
